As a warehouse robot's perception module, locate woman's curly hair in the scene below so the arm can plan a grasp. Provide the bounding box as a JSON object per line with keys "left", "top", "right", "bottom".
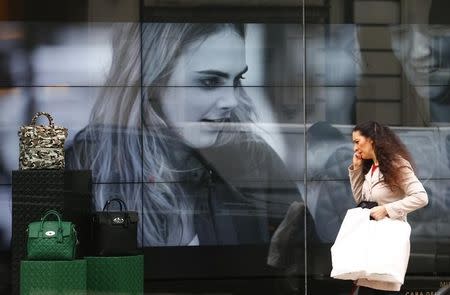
{"left": 353, "top": 121, "right": 415, "bottom": 190}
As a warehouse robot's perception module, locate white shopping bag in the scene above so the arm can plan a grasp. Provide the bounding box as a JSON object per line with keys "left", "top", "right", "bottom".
{"left": 330, "top": 207, "right": 411, "bottom": 284}
{"left": 330, "top": 208, "right": 371, "bottom": 280}
{"left": 366, "top": 218, "right": 411, "bottom": 284}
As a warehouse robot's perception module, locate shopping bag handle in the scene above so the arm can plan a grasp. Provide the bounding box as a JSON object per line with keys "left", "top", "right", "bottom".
{"left": 103, "top": 198, "right": 128, "bottom": 212}
{"left": 31, "top": 112, "right": 55, "bottom": 128}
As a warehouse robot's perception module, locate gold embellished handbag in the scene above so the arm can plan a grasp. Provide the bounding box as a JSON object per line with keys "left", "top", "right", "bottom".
{"left": 18, "top": 112, "right": 68, "bottom": 170}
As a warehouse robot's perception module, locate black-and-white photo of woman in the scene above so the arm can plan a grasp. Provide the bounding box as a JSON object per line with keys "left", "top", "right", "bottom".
{"left": 66, "top": 23, "right": 310, "bottom": 247}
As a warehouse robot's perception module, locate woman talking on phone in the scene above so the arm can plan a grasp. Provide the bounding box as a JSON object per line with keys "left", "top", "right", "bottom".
{"left": 348, "top": 121, "right": 428, "bottom": 294}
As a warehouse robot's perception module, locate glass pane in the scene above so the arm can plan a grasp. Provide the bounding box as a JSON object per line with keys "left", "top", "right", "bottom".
{"left": 390, "top": 0, "right": 450, "bottom": 125}
{"left": 2, "top": 8, "right": 307, "bottom": 295}
{"left": 307, "top": 0, "right": 450, "bottom": 293}
{"left": 141, "top": 23, "right": 302, "bottom": 87}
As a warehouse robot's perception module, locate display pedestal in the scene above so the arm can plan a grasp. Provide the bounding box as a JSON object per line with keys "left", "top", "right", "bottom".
{"left": 20, "top": 260, "right": 87, "bottom": 295}
{"left": 86, "top": 255, "right": 144, "bottom": 295}
{"left": 11, "top": 170, "right": 92, "bottom": 295}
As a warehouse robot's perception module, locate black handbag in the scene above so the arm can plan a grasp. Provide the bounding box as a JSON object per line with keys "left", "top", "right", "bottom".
{"left": 357, "top": 201, "right": 378, "bottom": 209}
{"left": 92, "top": 198, "right": 139, "bottom": 256}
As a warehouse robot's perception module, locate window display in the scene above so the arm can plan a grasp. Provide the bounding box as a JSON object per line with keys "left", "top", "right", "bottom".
{"left": 0, "top": 1, "right": 450, "bottom": 292}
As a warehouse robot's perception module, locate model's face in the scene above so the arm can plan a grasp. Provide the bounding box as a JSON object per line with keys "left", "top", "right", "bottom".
{"left": 390, "top": 0, "right": 450, "bottom": 99}
{"left": 352, "top": 131, "right": 375, "bottom": 160}
{"left": 159, "top": 28, "right": 247, "bottom": 148}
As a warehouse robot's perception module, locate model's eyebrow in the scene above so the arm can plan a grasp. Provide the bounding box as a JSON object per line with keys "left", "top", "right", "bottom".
{"left": 196, "top": 70, "right": 229, "bottom": 79}
{"left": 196, "top": 66, "right": 249, "bottom": 79}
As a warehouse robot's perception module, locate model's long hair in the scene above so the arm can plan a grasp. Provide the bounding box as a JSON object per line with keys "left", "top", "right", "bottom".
{"left": 353, "top": 121, "right": 414, "bottom": 190}
{"left": 69, "top": 23, "right": 257, "bottom": 246}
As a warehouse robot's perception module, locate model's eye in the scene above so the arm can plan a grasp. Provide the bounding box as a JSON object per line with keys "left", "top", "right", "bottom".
{"left": 198, "top": 76, "right": 224, "bottom": 88}
{"left": 427, "top": 25, "right": 450, "bottom": 36}
{"left": 390, "top": 24, "right": 409, "bottom": 37}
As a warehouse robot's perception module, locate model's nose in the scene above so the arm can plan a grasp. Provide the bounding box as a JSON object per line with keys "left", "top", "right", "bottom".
{"left": 217, "top": 87, "right": 239, "bottom": 110}
{"left": 409, "top": 26, "right": 431, "bottom": 61}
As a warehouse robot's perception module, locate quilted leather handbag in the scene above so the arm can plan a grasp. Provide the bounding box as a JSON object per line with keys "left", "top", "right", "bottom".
{"left": 18, "top": 111, "right": 68, "bottom": 170}
{"left": 92, "top": 198, "right": 139, "bottom": 256}
{"left": 27, "top": 210, "right": 77, "bottom": 260}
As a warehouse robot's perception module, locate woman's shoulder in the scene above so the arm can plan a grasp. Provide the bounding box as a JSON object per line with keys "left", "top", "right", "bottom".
{"left": 226, "top": 135, "right": 283, "bottom": 165}
{"left": 200, "top": 135, "right": 289, "bottom": 178}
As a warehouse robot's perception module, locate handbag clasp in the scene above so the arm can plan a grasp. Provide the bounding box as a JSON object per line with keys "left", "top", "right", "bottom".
{"left": 113, "top": 217, "right": 125, "bottom": 224}
{"left": 45, "top": 230, "right": 56, "bottom": 237}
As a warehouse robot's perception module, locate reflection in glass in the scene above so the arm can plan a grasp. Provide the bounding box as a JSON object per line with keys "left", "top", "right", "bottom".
{"left": 306, "top": 24, "right": 362, "bottom": 124}
{"left": 390, "top": 0, "right": 450, "bottom": 124}
{"left": 306, "top": 122, "right": 355, "bottom": 243}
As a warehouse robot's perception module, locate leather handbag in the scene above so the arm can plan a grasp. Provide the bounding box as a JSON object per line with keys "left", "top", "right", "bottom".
{"left": 27, "top": 210, "right": 77, "bottom": 260}
{"left": 357, "top": 201, "right": 378, "bottom": 209}
{"left": 92, "top": 198, "right": 139, "bottom": 256}
{"left": 18, "top": 111, "right": 68, "bottom": 170}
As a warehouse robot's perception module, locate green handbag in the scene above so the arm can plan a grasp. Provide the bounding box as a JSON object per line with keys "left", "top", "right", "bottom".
{"left": 27, "top": 209, "right": 77, "bottom": 260}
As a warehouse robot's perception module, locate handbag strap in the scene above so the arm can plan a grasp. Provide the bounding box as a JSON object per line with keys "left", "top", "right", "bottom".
{"left": 40, "top": 210, "right": 63, "bottom": 242}
{"left": 103, "top": 198, "right": 128, "bottom": 212}
{"left": 30, "top": 112, "right": 55, "bottom": 128}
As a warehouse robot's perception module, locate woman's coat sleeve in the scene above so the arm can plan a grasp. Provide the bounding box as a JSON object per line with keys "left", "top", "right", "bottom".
{"left": 348, "top": 164, "right": 364, "bottom": 205}
{"left": 383, "top": 159, "right": 428, "bottom": 219}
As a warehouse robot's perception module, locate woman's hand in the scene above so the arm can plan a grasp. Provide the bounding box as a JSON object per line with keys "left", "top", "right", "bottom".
{"left": 370, "top": 205, "right": 388, "bottom": 220}
{"left": 352, "top": 152, "right": 363, "bottom": 169}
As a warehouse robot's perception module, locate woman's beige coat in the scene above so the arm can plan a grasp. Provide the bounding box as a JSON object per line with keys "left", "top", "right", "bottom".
{"left": 348, "top": 157, "right": 428, "bottom": 291}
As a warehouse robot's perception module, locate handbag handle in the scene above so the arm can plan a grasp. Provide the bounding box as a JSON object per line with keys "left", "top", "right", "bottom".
{"left": 30, "top": 112, "right": 55, "bottom": 128}
{"left": 40, "top": 210, "right": 63, "bottom": 242}
{"left": 103, "top": 198, "right": 128, "bottom": 212}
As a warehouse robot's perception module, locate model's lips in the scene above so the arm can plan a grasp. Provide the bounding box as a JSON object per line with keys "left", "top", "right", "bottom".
{"left": 413, "top": 66, "right": 439, "bottom": 74}
{"left": 409, "top": 62, "right": 439, "bottom": 75}
{"left": 201, "top": 118, "right": 230, "bottom": 123}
